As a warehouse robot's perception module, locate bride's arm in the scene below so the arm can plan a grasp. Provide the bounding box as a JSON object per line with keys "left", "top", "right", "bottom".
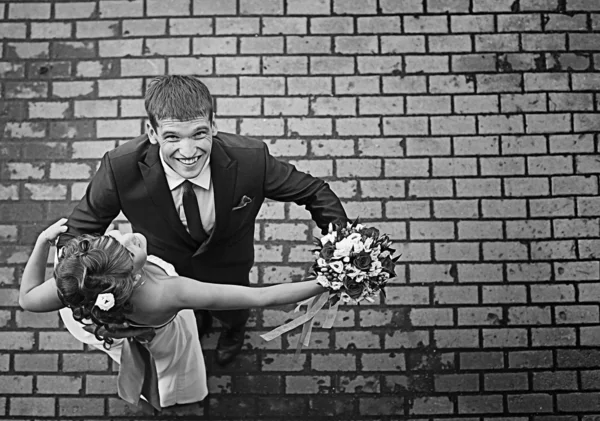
{"left": 19, "top": 219, "right": 67, "bottom": 313}
{"left": 164, "top": 276, "right": 327, "bottom": 312}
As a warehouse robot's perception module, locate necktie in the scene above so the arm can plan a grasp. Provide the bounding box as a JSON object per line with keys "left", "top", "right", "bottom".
{"left": 181, "top": 180, "right": 208, "bottom": 244}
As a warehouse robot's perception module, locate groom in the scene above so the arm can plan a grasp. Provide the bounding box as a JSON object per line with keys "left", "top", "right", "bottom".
{"left": 58, "top": 75, "right": 347, "bottom": 365}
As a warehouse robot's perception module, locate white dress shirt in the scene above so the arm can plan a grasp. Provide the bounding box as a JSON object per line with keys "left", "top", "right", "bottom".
{"left": 159, "top": 152, "right": 216, "bottom": 235}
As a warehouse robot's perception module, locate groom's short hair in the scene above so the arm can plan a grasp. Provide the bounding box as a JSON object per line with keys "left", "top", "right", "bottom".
{"left": 145, "top": 75, "right": 214, "bottom": 130}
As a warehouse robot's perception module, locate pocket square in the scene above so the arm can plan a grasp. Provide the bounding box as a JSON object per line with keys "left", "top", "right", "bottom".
{"left": 232, "top": 195, "right": 253, "bottom": 211}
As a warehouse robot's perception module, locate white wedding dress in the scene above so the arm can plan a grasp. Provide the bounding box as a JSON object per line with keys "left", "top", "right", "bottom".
{"left": 58, "top": 255, "right": 208, "bottom": 408}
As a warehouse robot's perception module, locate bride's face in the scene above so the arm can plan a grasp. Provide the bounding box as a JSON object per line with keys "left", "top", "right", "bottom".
{"left": 107, "top": 230, "right": 148, "bottom": 273}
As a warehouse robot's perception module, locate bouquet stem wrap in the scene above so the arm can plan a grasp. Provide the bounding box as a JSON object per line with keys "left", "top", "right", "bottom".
{"left": 260, "top": 291, "right": 339, "bottom": 352}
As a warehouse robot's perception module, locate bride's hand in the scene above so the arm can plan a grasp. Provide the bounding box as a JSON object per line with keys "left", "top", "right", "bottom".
{"left": 39, "top": 218, "right": 68, "bottom": 244}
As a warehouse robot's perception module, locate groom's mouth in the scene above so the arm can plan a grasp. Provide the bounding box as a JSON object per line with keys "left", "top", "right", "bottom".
{"left": 177, "top": 156, "right": 201, "bottom": 165}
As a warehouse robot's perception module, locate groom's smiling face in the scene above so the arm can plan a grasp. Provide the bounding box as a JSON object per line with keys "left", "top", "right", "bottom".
{"left": 147, "top": 117, "right": 217, "bottom": 179}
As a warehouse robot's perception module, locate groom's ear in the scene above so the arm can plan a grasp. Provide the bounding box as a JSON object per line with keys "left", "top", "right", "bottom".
{"left": 146, "top": 121, "right": 158, "bottom": 145}
{"left": 211, "top": 114, "right": 218, "bottom": 136}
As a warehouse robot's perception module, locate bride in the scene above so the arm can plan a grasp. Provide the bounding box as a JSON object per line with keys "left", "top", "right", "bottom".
{"left": 19, "top": 218, "right": 326, "bottom": 410}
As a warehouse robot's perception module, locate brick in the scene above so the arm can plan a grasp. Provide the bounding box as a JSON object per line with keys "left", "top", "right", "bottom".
{"left": 508, "top": 305, "right": 552, "bottom": 324}
{"left": 555, "top": 305, "right": 599, "bottom": 324}
{"left": 55, "top": 2, "right": 97, "bottom": 19}
{"left": 335, "top": 117, "right": 379, "bottom": 136}
{"left": 52, "top": 81, "right": 95, "bottom": 98}
{"left": 76, "top": 60, "right": 119, "bottom": 77}
{"left": 406, "top": 137, "right": 451, "bottom": 156}
{"left": 286, "top": 36, "right": 330, "bottom": 54}
{"left": 311, "top": 138, "right": 354, "bottom": 156}
{"left": 311, "top": 56, "right": 354, "bottom": 74}
{"left": 460, "top": 351, "right": 504, "bottom": 370}
{"left": 361, "top": 353, "right": 405, "bottom": 371}
{"left": 288, "top": 118, "right": 332, "bottom": 136}
{"left": 456, "top": 178, "right": 501, "bottom": 197}
{"left": 432, "top": 116, "right": 476, "bottom": 135}
{"left": 575, "top": 113, "right": 600, "bottom": 132}
{"left": 451, "top": 15, "right": 494, "bottom": 32}
{"left": 531, "top": 240, "right": 577, "bottom": 260}
{"left": 5, "top": 42, "right": 49, "bottom": 59}
{"left": 386, "top": 200, "right": 431, "bottom": 218}
{"left": 358, "top": 56, "right": 403, "bottom": 74}
{"left": 500, "top": 52, "right": 540, "bottom": 71}
{"left": 409, "top": 179, "right": 453, "bottom": 198}
{"left": 405, "top": 55, "right": 449, "bottom": 74}
{"left": 498, "top": 14, "right": 542, "bottom": 32}
{"left": 335, "top": 35, "right": 378, "bottom": 54}
{"left": 240, "top": 0, "right": 283, "bottom": 14}
{"left": 287, "top": 0, "right": 330, "bottom": 15}
{"left": 483, "top": 328, "right": 528, "bottom": 347}
{"left": 336, "top": 76, "right": 379, "bottom": 95}
{"left": 216, "top": 98, "right": 261, "bottom": 116}
{"left": 510, "top": 350, "right": 553, "bottom": 368}
{"left": 240, "top": 118, "right": 284, "bottom": 136}
{"left": 383, "top": 75, "right": 426, "bottom": 93}
{"left": 0, "top": 23, "right": 26, "bottom": 39}
{"left": 9, "top": 2, "right": 50, "bottom": 19}
{"left": 546, "top": 13, "right": 588, "bottom": 31}
{"left": 24, "top": 183, "right": 67, "bottom": 200}
{"left": 263, "top": 56, "right": 307, "bottom": 74}
{"left": 434, "top": 329, "right": 479, "bottom": 348}
{"left": 454, "top": 95, "right": 499, "bottom": 114}
{"left": 310, "top": 17, "right": 353, "bottom": 33}
{"left": 310, "top": 97, "right": 355, "bottom": 116}
{"left": 265, "top": 98, "right": 309, "bottom": 116}
{"left": 192, "top": 0, "right": 236, "bottom": 14}
{"left": 525, "top": 72, "right": 569, "bottom": 91}
{"left": 216, "top": 57, "right": 260, "bottom": 74}
{"left": 579, "top": 197, "right": 600, "bottom": 216}
{"left": 481, "top": 157, "right": 524, "bottom": 176}
{"left": 435, "top": 373, "right": 479, "bottom": 393}
{"left": 216, "top": 17, "right": 260, "bottom": 34}
{"left": 430, "top": 75, "right": 474, "bottom": 93}
{"left": 191, "top": 37, "right": 236, "bottom": 55}
{"left": 506, "top": 220, "right": 551, "bottom": 239}
{"left": 459, "top": 306, "right": 503, "bottom": 325}
{"left": 431, "top": 35, "right": 473, "bottom": 53}
{"left": 241, "top": 36, "right": 284, "bottom": 54}
{"left": 477, "top": 74, "right": 522, "bottom": 93}
{"left": 241, "top": 77, "right": 284, "bottom": 95}
{"left": 501, "top": 93, "right": 546, "bottom": 113}
{"left": 432, "top": 158, "right": 477, "bottom": 176}
{"left": 262, "top": 17, "right": 307, "bottom": 34}
{"left": 502, "top": 135, "right": 547, "bottom": 154}
{"left": 407, "top": 96, "right": 450, "bottom": 115}
{"left": 458, "top": 221, "right": 502, "bottom": 240}
{"left": 125, "top": 19, "right": 168, "bottom": 36}
{"left": 404, "top": 15, "right": 448, "bottom": 33}
{"left": 454, "top": 136, "right": 498, "bottom": 155}
{"left": 427, "top": 0, "right": 470, "bottom": 12}
{"left": 384, "top": 158, "right": 430, "bottom": 178}
{"left": 508, "top": 394, "right": 554, "bottom": 413}
{"left": 333, "top": 0, "right": 376, "bottom": 14}
{"left": 521, "top": 0, "right": 559, "bottom": 10}
{"left": 76, "top": 21, "right": 118, "bottom": 39}
{"left": 384, "top": 117, "right": 428, "bottom": 136}
{"left": 532, "top": 327, "right": 576, "bottom": 346}
{"left": 9, "top": 397, "right": 55, "bottom": 417}
{"left": 167, "top": 57, "right": 212, "bottom": 75}
{"left": 379, "top": 38, "right": 423, "bottom": 57}
{"left": 553, "top": 176, "right": 598, "bottom": 196}
{"left": 37, "top": 376, "right": 82, "bottom": 394}
{"left": 5, "top": 81, "right": 48, "bottom": 99}
{"left": 357, "top": 16, "right": 401, "bottom": 33}
{"left": 483, "top": 242, "right": 528, "bottom": 261}
{"left": 476, "top": 34, "right": 519, "bottom": 52}
{"left": 505, "top": 177, "right": 550, "bottom": 196}
{"left": 359, "top": 138, "right": 404, "bottom": 157}
{"left": 451, "top": 53, "right": 495, "bottom": 72}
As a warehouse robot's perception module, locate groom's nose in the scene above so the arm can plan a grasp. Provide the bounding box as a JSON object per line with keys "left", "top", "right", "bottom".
{"left": 178, "top": 137, "right": 198, "bottom": 156}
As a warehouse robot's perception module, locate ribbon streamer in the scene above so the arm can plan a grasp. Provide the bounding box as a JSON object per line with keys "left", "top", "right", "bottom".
{"left": 261, "top": 291, "right": 340, "bottom": 352}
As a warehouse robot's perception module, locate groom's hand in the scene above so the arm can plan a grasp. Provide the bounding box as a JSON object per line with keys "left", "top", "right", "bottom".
{"left": 83, "top": 322, "right": 156, "bottom": 342}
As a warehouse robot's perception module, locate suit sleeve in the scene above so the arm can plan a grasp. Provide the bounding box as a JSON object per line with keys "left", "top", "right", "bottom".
{"left": 57, "top": 153, "right": 121, "bottom": 248}
{"left": 262, "top": 143, "right": 348, "bottom": 234}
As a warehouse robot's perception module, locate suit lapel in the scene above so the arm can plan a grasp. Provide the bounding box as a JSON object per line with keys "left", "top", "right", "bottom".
{"left": 194, "top": 137, "right": 237, "bottom": 257}
{"left": 138, "top": 141, "right": 197, "bottom": 249}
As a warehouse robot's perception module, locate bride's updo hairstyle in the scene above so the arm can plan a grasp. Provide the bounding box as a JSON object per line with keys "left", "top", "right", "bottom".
{"left": 55, "top": 235, "right": 136, "bottom": 347}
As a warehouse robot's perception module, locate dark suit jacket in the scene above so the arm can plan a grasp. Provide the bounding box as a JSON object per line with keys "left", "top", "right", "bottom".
{"left": 59, "top": 132, "right": 347, "bottom": 285}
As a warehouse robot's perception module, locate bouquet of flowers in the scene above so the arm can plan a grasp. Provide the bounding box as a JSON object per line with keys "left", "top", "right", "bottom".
{"left": 261, "top": 220, "right": 399, "bottom": 351}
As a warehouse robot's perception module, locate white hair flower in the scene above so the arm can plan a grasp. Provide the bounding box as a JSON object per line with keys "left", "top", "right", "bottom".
{"left": 95, "top": 293, "right": 115, "bottom": 311}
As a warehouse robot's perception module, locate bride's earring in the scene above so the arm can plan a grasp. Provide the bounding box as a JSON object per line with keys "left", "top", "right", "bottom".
{"left": 134, "top": 274, "right": 142, "bottom": 282}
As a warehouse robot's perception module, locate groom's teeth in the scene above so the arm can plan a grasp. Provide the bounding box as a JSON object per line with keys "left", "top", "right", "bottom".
{"left": 179, "top": 157, "right": 199, "bottom": 165}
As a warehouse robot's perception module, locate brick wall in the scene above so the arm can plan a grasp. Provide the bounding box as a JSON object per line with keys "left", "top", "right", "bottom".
{"left": 1, "top": 0, "right": 600, "bottom": 419}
